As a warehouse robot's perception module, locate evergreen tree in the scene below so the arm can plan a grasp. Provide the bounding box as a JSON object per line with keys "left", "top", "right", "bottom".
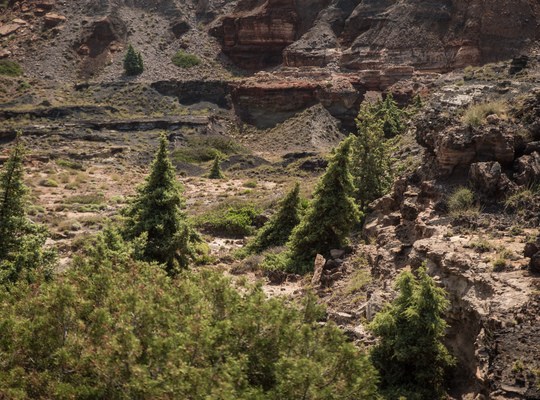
{"left": 287, "top": 137, "right": 361, "bottom": 273}
{"left": 124, "top": 133, "right": 197, "bottom": 273}
{"left": 208, "top": 155, "right": 225, "bottom": 179}
{"left": 378, "top": 93, "right": 405, "bottom": 138}
{"left": 0, "top": 135, "right": 55, "bottom": 284}
{"left": 352, "top": 101, "right": 394, "bottom": 210}
{"left": 247, "top": 183, "right": 302, "bottom": 254}
{"left": 369, "top": 266, "right": 455, "bottom": 399}
{"left": 123, "top": 44, "right": 144, "bottom": 76}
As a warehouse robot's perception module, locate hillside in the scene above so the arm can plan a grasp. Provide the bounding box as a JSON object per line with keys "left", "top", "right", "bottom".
{"left": 1, "top": 0, "right": 540, "bottom": 399}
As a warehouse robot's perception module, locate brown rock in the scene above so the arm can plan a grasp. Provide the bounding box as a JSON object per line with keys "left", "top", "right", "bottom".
{"left": 529, "top": 252, "right": 540, "bottom": 274}
{"left": 311, "top": 254, "right": 326, "bottom": 287}
{"left": 514, "top": 152, "right": 540, "bottom": 186}
{"left": 43, "top": 13, "right": 66, "bottom": 29}
{"left": 0, "top": 49, "right": 12, "bottom": 59}
{"left": 0, "top": 23, "right": 21, "bottom": 37}
{"left": 469, "top": 161, "right": 515, "bottom": 197}
{"left": 400, "top": 199, "right": 419, "bottom": 221}
{"left": 32, "top": 0, "right": 55, "bottom": 11}
{"left": 524, "top": 242, "right": 539, "bottom": 259}
{"left": 171, "top": 18, "right": 190, "bottom": 38}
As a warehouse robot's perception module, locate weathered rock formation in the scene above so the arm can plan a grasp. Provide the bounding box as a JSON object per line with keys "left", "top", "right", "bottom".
{"left": 215, "top": 0, "right": 540, "bottom": 71}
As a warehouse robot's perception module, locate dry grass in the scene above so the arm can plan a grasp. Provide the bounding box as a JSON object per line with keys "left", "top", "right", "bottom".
{"left": 462, "top": 100, "right": 507, "bottom": 127}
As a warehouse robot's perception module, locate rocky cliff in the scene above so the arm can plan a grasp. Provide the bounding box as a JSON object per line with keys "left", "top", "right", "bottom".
{"left": 214, "top": 0, "right": 540, "bottom": 71}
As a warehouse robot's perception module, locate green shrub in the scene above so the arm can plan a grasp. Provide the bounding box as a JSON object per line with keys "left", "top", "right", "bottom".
{"left": 448, "top": 187, "right": 479, "bottom": 217}
{"left": 64, "top": 193, "right": 104, "bottom": 205}
{"left": 0, "top": 60, "right": 23, "bottom": 77}
{"left": 0, "top": 229, "right": 380, "bottom": 399}
{"left": 504, "top": 185, "right": 540, "bottom": 214}
{"left": 194, "top": 202, "right": 260, "bottom": 238}
{"left": 172, "top": 136, "right": 244, "bottom": 163}
{"left": 39, "top": 178, "right": 59, "bottom": 188}
{"left": 172, "top": 50, "right": 201, "bottom": 69}
{"left": 56, "top": 158, "right": 85, "bottom": 170}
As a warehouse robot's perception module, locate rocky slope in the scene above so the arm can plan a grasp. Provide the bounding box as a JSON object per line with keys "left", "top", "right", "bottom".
{"left": 1, "top": 1, "right": 540, "bottom": 399}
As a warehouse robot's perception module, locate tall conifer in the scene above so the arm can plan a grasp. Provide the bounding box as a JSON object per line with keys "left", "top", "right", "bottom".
{"left": 124, "top": 133, "right": 196, "bottom": 273}
{"left": 247, "top": 183, "right": 301, "bottom": 254}
{"left": 287, "top": 137, "right": 360, "bottom": 273}
{"left": 0, "top": 135, "right": 55, "bottom": 284}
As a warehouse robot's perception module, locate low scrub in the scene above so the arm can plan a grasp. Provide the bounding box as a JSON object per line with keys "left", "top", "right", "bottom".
{"left": 172, "top": 50, "right": 201, "bottom": 69}
{"left": 172, "top": 136, "right": 245, "bottom": 163}
{"left": 0, "top": 230, "right": 380, "bottom": 399}
{"left": 194, "top": 202, "right": 260, "bottom": 237}
{"left": 462, "top": 100, "right": 507, "bottom": 127}
{"left": 0, "top": 60, "right": 23, "bottom": 77}
{"left": 448, "top": 187, "right": 480, "bottom": 217}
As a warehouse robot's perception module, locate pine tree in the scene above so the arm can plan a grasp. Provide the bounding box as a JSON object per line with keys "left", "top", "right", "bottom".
{"left": 0, "top": 135, "right": 55, "bottom": 284}
{"left": 287, "top": 137, "right": 361, "bottom": 273}
{"left": 247, "top": 183, "right": 302, "bottom": 254}
{"left": 124, "top": 133, "right": 197, "bottom": 273}
{"left": 123, "top": 44, "right": 144, "bottom": 76}
{"left": 369, "top": 266, "right": 455, "bottom": 399}
{"left": 208, "top": 155, "right": 225, "bottom": 179}
{"left": 352, "top": 101, "right": 394, "bottom": 210}
{"left": 378, "top": 93, "right": 405, "bottom": 138}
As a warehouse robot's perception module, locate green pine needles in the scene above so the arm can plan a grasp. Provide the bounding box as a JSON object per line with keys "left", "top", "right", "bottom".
{"left": 373, "top": 93, "right": 406, "bottom": 138}
{"left": 123, "top": 133, "right": 198, "bottom": 274}
{"left": 369, "top": 266, "right": 455, "bottom": 399}
{"left": 352, "top": 101, "right": 395, "bottom": 210}
{"left": 287, "top": 137, "right": 361, "bottom": 273}
{"left": 208, "top": 155, "right": 225, "bottom": 179}
{"left": 123, "top": 44, "right": 144, "bottom": 76}
{"left": 246, "top": 183, "right": 302, "bottom": 254}
{"left": 0, "top": 135, "right": 55, "bottom": 284}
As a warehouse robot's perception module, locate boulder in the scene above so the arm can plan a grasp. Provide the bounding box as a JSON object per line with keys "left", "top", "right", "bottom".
{"left": 529, "top": 252, "right": 540, "bottom": 274}
{"left": 524, "top": 242, "right": 539, "bottom": 258}
{"left": 171, "top": 18, "right": 190, "bottom": 38}
{"left": 43, "top": 13, "right": 66, "bottom": 29}
{"left": 0, "top": 23, "right": 21, "bottom": 37}
{"left": 311, "top": 254, "right": 326, "bottom": 287}
{"left": 400, "top": 199, "right": 420, "bottom": 221}
{"left": 514, "top": 152, "right": 540, "bottom": 186}
{"left": 469, "top": 161, "right": 515, "bottom": 197}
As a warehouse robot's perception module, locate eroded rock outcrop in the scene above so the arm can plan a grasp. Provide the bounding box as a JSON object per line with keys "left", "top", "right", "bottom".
{"left": 215, "top": 0, "right": 540, "bottom": 71}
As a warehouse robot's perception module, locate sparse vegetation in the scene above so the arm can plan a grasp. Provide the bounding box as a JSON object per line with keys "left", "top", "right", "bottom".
{"left": 504, "top": 185, "right": 540, "bottom": 214}
{"left": 462, "top": 100, "right": 507, "bottom": 127}
{"left": 194, "top": 201, "right": 260, "bottom": 238}
{"left": 172, "top": 136, "right": 245, "bottom": 163}
{"left": 172, "top": 50, "right": 201, "bottom": 69}
{"left": 0, "top": 60, "right": 23, "bottom": 77}
{"left": 448, "top": 187, "right": 479, "bottom": 217}
{"left": 470, "top": 238, "right": 493, "bottom": 253}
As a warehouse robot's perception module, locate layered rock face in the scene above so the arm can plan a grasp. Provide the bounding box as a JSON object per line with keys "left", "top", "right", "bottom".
{"left": 215, "top": 0, "right": 540, "bottom": 71}
{"left": 210, "top": 0, "right": 333, "bottom": 69}
{"left": 230, "top": 66, "right": 415, "bottom": 128}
